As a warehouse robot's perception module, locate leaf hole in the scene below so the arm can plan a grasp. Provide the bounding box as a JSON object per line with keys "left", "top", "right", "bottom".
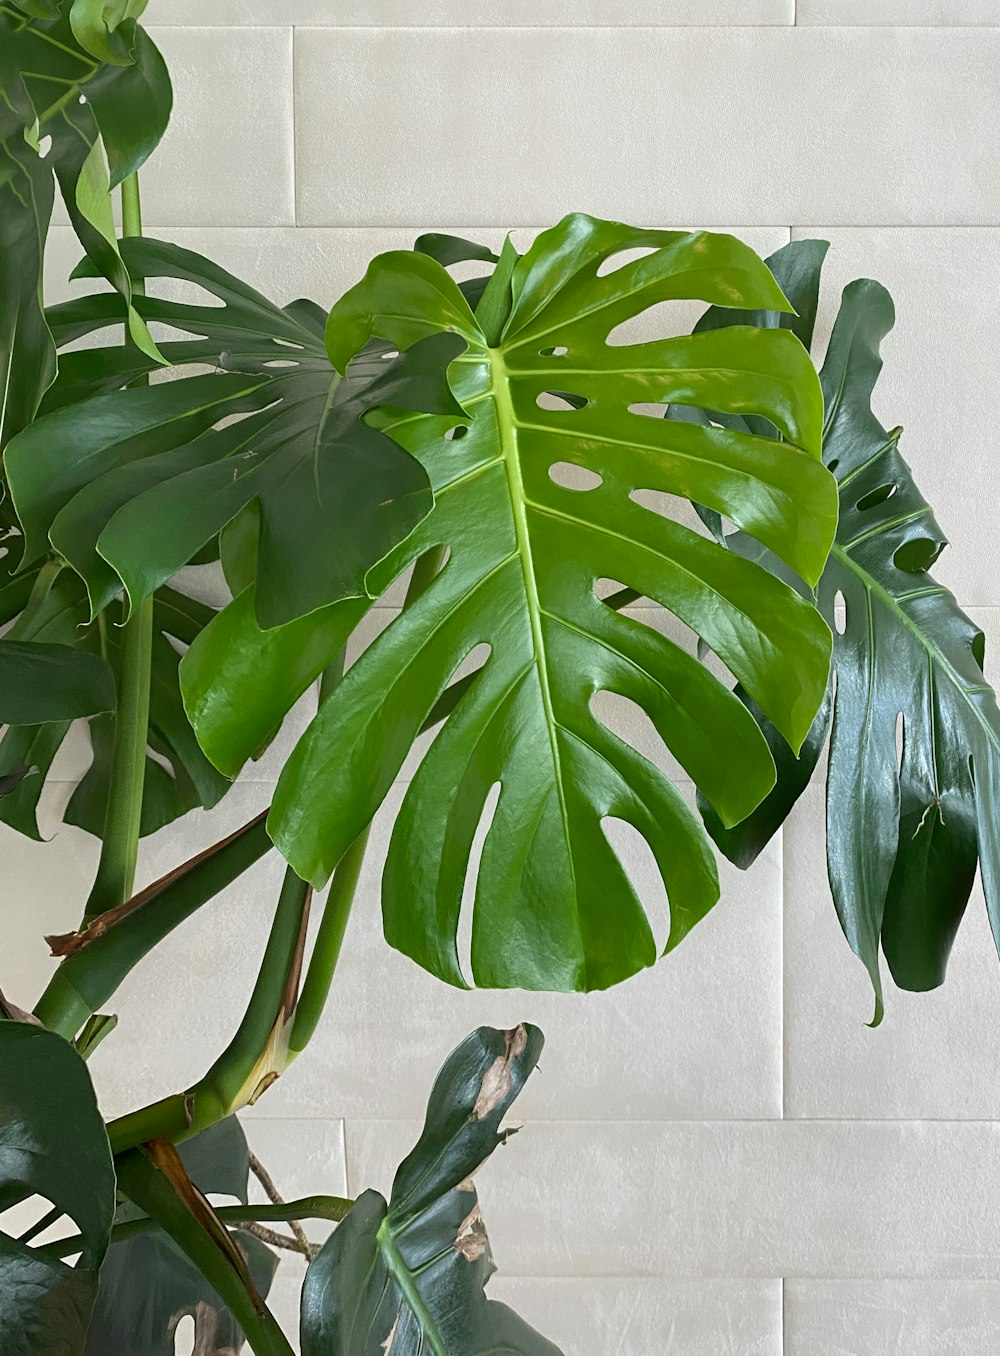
{"left": 627, "top": 401, "right": 669, "bottom": 420}
{"left": 856, "top": 482, "right": 896, "bottom": 512}
{"left": 536, "top": 391, "right": 588, "bottom": 412}
{"left": 37, "top": 135, "right": 52, "bottom": 160}
{"left": 261, "top": 358, "right": 298, "bottom": 369}
{"left": 590, "top": 689, "right": 685, "bottom": 783}
{"left": 548, "top": 462, "right": 603, "bottom": 492}
{"left": 595, "top": 246, "right": 658, "bottom": 277}
{"left": 606, "top": 301, "right": 686, "bottom": 348}
{"left": 445, "top": 425, "right": 469, "bottom": 441}
{"left": 458, "top": 780, "right": 502, "bottom": 982}
{"left": 539, "top": 345, "right": 568, "bottom": 357}
{"left": 0, "top": 1194, "right": 78, "bottom": 1259}
{"left": 833, "top": 589, "right": 847, "bottom": 635}
{"left": 600, "top": 815, "right": 671, "bottom": 951}
{"left": 893, "top": 534, "right": 944, "bottom": 574}
{"left": 629, "top": 486, "right": 692, "bottom": 526}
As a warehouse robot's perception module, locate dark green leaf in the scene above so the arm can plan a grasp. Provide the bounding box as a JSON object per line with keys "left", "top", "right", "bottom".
{"left": 10, "top": 238, "right": 460, "bottom": 627}
{"left": 301, "top": 1025, "right": 562, "bottom": 1356}
{"left": 0, "top": 1022, "right": 115, "bottom": 1356}
{"left": 689, "top": 241, "right": 1000, "bottom": 1017}
{"left": 0, "top": 639, "right": 115, "bottom": 724}
{"left": 85, "top": 25, "right": 172, "bottom": 188}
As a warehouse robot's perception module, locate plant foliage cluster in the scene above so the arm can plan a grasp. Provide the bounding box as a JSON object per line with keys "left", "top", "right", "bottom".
{"left": 1, "top": 3, "right": 998, "bottom": 1352}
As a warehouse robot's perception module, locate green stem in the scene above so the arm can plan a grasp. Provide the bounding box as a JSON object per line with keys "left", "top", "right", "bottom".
{"left": 82, "top": 172, "right": 150, "bottom": 925}
{"left": 40, "top": 1194, "right": 354, "bottom": 1262}
{"left": 107, "top": 865, "right": 311, "bottom": 1154}
{"left": 114, "top": 1149, "right": 295, "bottom": 1356}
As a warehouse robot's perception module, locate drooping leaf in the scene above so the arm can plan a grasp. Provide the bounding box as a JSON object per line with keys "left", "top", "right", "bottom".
{"left": 0, "top": 638, "right": 115, "bottom": 724}
{"left": 6, "top": 237, "right": 461, "bottom": 628}
{"left": 236, "top": 214, "right": 837, "bottom": 993}
{"left": 0, "top": 1022, "right": 115, "bottom": 1356}
{"left": 301, "top": 1025, "right": 562, "bottom": 1356}
{"left": 86, "top": 1118, "right": 278, "bottom": 1356}
{"left": 689, "top": 241, "right": 1000, "bottom": 1018}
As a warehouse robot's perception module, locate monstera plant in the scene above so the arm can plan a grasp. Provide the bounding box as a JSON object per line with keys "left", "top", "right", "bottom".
{"left": 2, "top": 3, "right": 998, "bottom": 1354}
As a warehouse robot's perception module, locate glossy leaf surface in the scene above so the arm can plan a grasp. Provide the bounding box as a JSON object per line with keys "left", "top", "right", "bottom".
{"left": 7, "top": 238, "right": 460, "bottom": 629}
{"left": 301, "top": 1025, "right": 561, "bottom": 1356}
{"left": 0, "top": 1022, "right": 115, "bottom": 1355}
{"left": 691, "top": 241, "right": 1000, "bottom": 1018}
{"left": 242, "top": 215, "right": 836, "bottom": 992}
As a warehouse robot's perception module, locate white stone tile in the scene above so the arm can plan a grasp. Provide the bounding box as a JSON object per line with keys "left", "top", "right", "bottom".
{"left": 800, "top": 228, "right": 1000, "bottom": 606}
{"left": 345, "top": 1117, "right": 1000, "bottom": 1277}
{"left": 294, "top": 29, "right": 1000, "bottom": 227}
{"left": 799, "top": 0, "right": 1000, "bottom": 21}
{"left": 783, "top": 593, "right": 1000, "bottom": 1123}
{"left": 244, "top": 775, "right": 783, "bottom": 1123}
{"left": 152, "top": 1, "right": 794, "bottom": 24}
{"left": 51, "top": 29, "right": 294, "bottom": 228}
{"left": 491, "top": 1278, "right": 782, "bottom": 1356}
{"left": 144, "top": 28, "right": 293, "bottom": 226}
{"left": 785, "top": 1280, "right": 1000, "bottom": 1355}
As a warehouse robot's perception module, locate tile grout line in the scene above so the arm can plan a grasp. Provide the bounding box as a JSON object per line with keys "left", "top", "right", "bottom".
{"left": 781, "top": 1275, "right": 787, "bottom": 1355}
{"left": 291, "top": 26, "right": 299, "bottom": 229}
{"left": 341, "top": 1118, "right": 351, "bottom": 1199}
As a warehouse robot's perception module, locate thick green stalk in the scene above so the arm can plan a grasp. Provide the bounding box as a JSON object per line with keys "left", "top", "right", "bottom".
{"left": 35, "top": 812, "right": 274, "bottom": 1037}
{"left": 107, "top": 865, "right": 311, "bottom": 1154}
{"left": 82, "top": 171, "right": 151, "bottom": 924}
{"left": 114, "top": 1148, "right": 296, "bottom": 1356}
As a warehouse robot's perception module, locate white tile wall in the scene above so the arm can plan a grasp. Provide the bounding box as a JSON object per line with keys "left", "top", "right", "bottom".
{"left": 10, "top": 5, "right": 1000, "bottom": 1353}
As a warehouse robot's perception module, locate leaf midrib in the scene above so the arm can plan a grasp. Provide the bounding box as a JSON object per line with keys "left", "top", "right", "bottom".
{"left": 832, "top": 539, "right": 1000, "bottom": 757}
{"left": 488, "top": 347, "right": 580, "bottom": 946}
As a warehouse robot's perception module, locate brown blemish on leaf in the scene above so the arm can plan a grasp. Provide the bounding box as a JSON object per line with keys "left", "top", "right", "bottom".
{"left": 454, "top": 1203, "right": 489, "bottom": 1262}
{"left": 145, "top": 1139, "right": 267, "bottom": 1317}
{"left": 248, "top": 1070, "right": 280, "bottom": 1105}
{"left": 46, "top": 810, "right": 270, "bottom": 957}
{"left": 0, "top": 987, "right": 41, "bottom": 1025}
{"left": 472, "top": 1024, "right": 527, "bottom": 1120}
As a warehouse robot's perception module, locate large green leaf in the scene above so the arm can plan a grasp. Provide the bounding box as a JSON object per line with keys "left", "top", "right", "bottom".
{"left": 0, "top": 1021, "right": 115, "bottom": 1356}
{"left": 6, "top": 237, "right": 461, "bottom": 628}
{"left": 86, "top": 1118, "right": 278, "bottom": 1356}
{"left": 301, "top": 1025, "right": 562, "bottom": 1356}
{"left": 690, "top": 241, "right": 1000, "bottom": 1020}
{"left": 226, "top": 214, "right": 837, "bottom": 993}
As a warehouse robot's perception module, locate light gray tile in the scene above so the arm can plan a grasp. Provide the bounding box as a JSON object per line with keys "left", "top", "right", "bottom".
{"left": 799, "top": 0, "right": 1000, "bottom": 21}
{"left": 294, "top": 29, "right": 1000, "bottom": 227}
{"left": 785, "top": 1280, "right": 1000, "bottom": 1355}
{"left": 56, "top": 29, "right": 294, "bottom": 227}
{"left": 800, "top": 228, "right": 1000, "bottom": 606}
{"left": 152, "top": 1, "right": 794, "bottom": 23}
{"left": 346, "top": 1117, "right": 1000, "bottom": 1277}
{"left": 236, "top": 771, "right": 783, "bottom": 1122}
{"left": 492, "top": 1278, "right": 782, "bottom": 1356}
